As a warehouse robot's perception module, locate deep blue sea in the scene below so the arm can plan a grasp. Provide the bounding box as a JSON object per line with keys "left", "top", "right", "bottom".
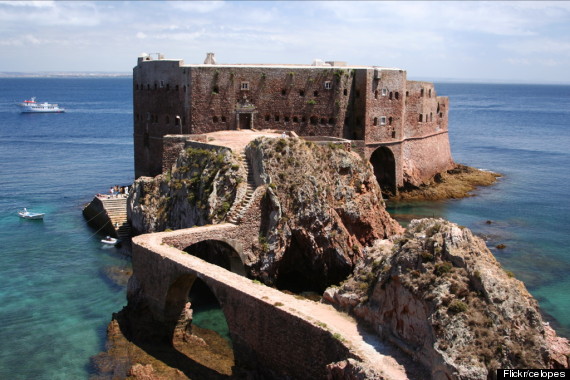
{"left": 0, "top": 79, "right": 568, "bottom": 378}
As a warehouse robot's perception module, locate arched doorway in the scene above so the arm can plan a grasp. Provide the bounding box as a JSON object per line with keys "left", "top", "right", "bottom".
{"left": 370, "top": 146, "right": 397, "bottom": 197}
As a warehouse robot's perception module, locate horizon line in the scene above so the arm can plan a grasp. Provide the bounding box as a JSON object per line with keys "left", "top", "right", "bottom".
{"left": 1, "top": 71, "right": 569, "bottom": 86}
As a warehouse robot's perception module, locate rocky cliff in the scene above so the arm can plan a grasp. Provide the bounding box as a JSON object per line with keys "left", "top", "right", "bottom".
{"left": 324, "top": 218, "right": 570, "bottom": 379}
{"left": 128, "top": 137, "right": 402, "bottom": 292}
{"left": 244, "top": 137, "right": 403, "bottom": 291}
{"left": 128, "top": 146, "right": 246, "bottom": 234}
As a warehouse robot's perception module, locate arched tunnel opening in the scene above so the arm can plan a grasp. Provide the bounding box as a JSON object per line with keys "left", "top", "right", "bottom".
{"left": 275, "top": 231, "right": 352, "bottom": 295}
{"left": 369, "top": 146, "right": 397, "bottom": 198}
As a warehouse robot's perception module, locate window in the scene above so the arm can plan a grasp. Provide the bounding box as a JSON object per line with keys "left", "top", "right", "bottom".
{"left": 380, "top": 116, "right": 387, "bottom": 125}
{"left": 310, "top": 116, "right": 318, "bottom": 125}
{"left": 320, "top": 118, "right": 326, "bottom": 124}
{"left": 293, "top": 116, "right": 299, "bottom": 123}
{"left": 373, "top": 117, "right": 378, "bottom": 126}
{"left": 324, "top": 81, "right": 332, "bottom": 90}
{"left": 275, "top": 115, "right": 280, "bottom": 122}
{"left": 284, "top": 116, "right": 290, "bottom": 122}
{"left": 265, "top": 115, "right": 270, "bottom": 122}
{"left": 241, "top": 81, "right": 250, "bottom": 90}
{"left": 429, "top": 89, "right": 432, "bottom": 98}
{"left": 299, "top": 90, "right": 305, "bottom": 97}
{"left": 213, "top": 116, "right": 218, "bottom": 123}
{"left": 213, "top": 86, "right": 219, "bottom": 94}
{"left": 395, "top": 92, "right": 399, "bottom": 100}
{"left": 328, "top": 117, "right": 335, "bottom": 124}
{"left": 419, "top": 114, "right": 423, "bottom": 122}
{"left": 343, "top": 89, "right": 348, "bottom": 96}
{"left": 389, "top": 117, "right": 393, "bottom": 125}
{"left": 389, "top": 92, "right": 393, "bottom": 100}
{"left": 314, "top": 91, "right": 319, "bottom": 97}
{"left": 221, "top": 116, "right": 227, "bottom": 123}
{"left": 382, "top": 88, "right": 388, "bottom": 96}
{"left": 160, "top": 80, "right": 164, "bottom": 88}
{"left": 374, "top": 90, "right": 378, "bottom": 99}
{"left": 420, "top": 89, "right": 424, "bottom": 97}
{"left": 281, "top": 89, "right": 286, "bottom": 96}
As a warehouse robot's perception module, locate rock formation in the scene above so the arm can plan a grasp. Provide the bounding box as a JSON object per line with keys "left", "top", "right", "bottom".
{"left": 324, "top": 218, "right": 570, "bottom": 379}
{"left": 128, "top": 146, "right": 246, "bottom": 234}
{"left": 245, "top": 137, "right": 403, "bottom": 291}
{"left": 123, "top": 136, "right": 569, "bottom": 379}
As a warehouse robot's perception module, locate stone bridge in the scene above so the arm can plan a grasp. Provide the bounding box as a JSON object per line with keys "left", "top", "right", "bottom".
{"left": 128, "top": 188, "right": 416, "bottom": 380}
{"left": 131, "top": 228, "right": 416, "bottom": 380}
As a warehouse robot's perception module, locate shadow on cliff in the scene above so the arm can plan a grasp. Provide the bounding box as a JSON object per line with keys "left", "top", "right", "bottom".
{"left": 356, "top": 323, "right": 426, "bottom": 380}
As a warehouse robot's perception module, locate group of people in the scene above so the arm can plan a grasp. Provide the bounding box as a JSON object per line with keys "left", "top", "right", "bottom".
{"left": 97, "top": 185, "right": 129, "bottom": 199}
{"left": 109, "top": 185, "right": 129, "bottom": 197}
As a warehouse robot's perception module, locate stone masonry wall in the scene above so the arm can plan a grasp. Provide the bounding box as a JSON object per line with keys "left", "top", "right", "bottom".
{"left": 130, "top": 231, "right": 353, "bottom": 379}
{"left": 132, "top": 56, "right": 454, "bottom": 192}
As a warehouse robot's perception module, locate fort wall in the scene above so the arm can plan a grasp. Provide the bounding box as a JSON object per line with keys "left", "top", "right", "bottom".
{"left": 133, "top": 54, "right": 454, "bottom": 192}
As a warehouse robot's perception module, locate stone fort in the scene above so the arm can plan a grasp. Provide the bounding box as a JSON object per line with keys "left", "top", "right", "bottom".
{"left": 133, "top": 53, "right": 454, "bottom": 195}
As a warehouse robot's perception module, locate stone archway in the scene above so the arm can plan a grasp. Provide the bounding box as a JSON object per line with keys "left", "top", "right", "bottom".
{"left": 162, "top": 272, "right": 235, "bottom": 375}
{"left": 183, "top": 240, "right": 246, "bottom": 277}
{"left": 370, "top": 146, "right": 397, "bottom": 197}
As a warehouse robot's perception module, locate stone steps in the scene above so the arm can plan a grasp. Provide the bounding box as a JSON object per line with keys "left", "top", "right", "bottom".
{"left": 227, "top": 152, "right": 257, "bottom": 224}
{"left": 99, "top": 196, "right": 131, "bottom": 239}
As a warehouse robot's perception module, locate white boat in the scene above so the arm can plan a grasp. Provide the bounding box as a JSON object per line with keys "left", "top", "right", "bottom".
{"left": 18, "top": 208, "right": 45, "bottom": 220}
{"left": 101, "top": 236, "right": 119, "bottom": 246}
{"left": 18, "top": 97, "right": 65, "bottom": 113}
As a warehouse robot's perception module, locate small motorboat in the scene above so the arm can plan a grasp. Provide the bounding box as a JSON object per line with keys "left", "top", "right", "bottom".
{"left": 18, "top": 97, "right": 65, "bottom": 113}
{"left": 18, "top": 208, "right": 45, "bottom": 220}
{"left": 101, "top": 236, "right": 120, "bottom": 246}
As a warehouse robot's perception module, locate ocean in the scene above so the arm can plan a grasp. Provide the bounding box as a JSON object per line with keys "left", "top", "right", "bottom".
{"left": 0, "top": 78, "right": 568, "bottom": 379}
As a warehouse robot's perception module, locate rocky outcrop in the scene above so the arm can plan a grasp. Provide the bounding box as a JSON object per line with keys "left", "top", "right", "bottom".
{"left": 128, "top": 136, "right": 402, "bottom": 292}
{"left": 325, "top": 218, "right": 570, "bottom": 379}
{"left": 128, "top": 146, "right": 246, "bottom": 234}
{"left": 244, "top": 137, "right": 403, "bottom": 291}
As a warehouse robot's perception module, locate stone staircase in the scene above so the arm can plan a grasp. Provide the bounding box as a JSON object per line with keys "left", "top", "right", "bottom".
{"left": 100, "top": 196, "right": 131, "bottom": 239}
{"left": 227, "top": 152, "right": 257, "bottom": 224}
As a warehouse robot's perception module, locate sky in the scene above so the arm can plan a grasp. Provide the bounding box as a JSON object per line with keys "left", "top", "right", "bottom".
{"left": 1, "top": 1, "right": 570, "bottom": 84}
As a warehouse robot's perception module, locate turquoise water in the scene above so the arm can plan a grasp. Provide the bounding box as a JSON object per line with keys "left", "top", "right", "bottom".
{"left": 0, "top": 78, "right": 133, "bottom": 379}
{"left": 0, "top": 79, "right": 568, "bottom": 379}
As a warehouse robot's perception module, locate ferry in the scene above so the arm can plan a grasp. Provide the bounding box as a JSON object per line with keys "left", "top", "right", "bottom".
{"left": 19, "top": 97, "right": 65, "bottom": 113}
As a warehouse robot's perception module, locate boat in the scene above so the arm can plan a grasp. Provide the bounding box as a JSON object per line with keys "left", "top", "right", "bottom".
{"left": 18, "top": 208, "right": 45, "bottom": 220}
{"left": 101, "top": 236, "right": 120, "bottom": 246}
{"left": 18, "top": 97, "right": 65, "bottom": 113}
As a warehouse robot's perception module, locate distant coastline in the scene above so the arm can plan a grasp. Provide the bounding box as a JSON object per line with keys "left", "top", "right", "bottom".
{"left": 0, "top": 72, "right": 131, "bottom": 78}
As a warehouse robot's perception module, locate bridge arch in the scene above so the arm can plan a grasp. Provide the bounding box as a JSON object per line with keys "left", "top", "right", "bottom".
{"left": 370, "top": 146, "right": 397, "bottom": 197}
{"left": 183, "top": 239, "right": 246, "bottom": 276}
{"left": 162, "top": 272, "right": 235, "bottom": 375}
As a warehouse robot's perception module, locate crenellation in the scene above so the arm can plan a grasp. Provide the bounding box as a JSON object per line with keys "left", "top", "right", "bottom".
{"left": 133, "top": 53, "right": 455, "bottom": 195}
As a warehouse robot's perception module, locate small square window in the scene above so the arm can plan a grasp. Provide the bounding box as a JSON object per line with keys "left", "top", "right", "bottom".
{"left": 381, "top": 88, "right": 388, "bottom": 96}
{"left": 380, "top": 116, "right": 387, "bottom": 125}
{"left": 241, "top": 81, "right": 250, "bottom": 91}
{"left": 324, "top": 81, "right": 332, "bottom": 90}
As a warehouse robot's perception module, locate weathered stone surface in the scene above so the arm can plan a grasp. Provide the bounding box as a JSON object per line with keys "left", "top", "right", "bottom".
{"left": 244, "top": 137, "right": 403, "bottom": 291}
{"left": 128, "top": 145, "right": 245, "bottom": 234}
{"left": 326, "top": 218, "right": 570, "bottom": 379}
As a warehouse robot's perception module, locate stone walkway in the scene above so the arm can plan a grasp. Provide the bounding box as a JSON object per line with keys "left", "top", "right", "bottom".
{"left": 204, "top": 130, "right": 282, "bottom": 152}
{"left": 139, "top": 230, "right": 421, "bottom": 380}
